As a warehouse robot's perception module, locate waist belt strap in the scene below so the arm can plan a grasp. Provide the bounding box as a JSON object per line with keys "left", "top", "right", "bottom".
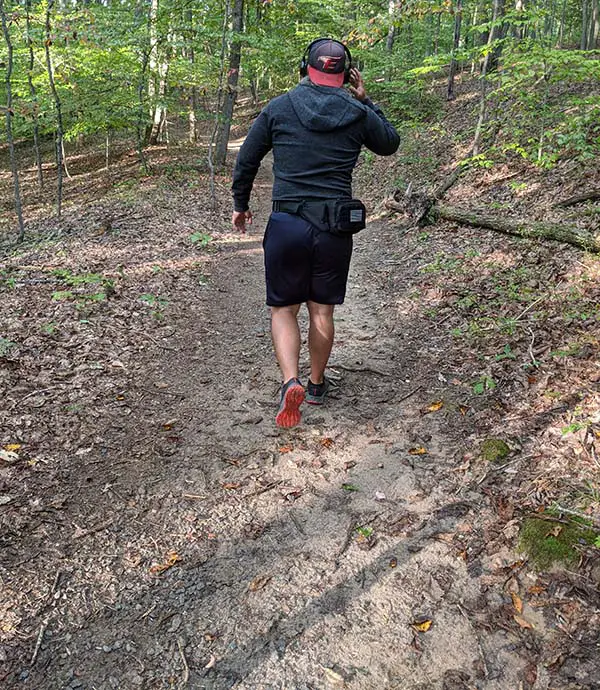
{"left": 272, "top": 200, "right": 304, "bottom": 214}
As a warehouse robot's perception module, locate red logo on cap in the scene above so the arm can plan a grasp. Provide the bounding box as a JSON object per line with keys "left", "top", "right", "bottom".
{"left": 318, "top": 55, "right": 341, "bottom": 72}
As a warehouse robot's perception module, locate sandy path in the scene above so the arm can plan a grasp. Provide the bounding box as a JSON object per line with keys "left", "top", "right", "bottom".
{"left": 2, "top": 168, "right": 552, "bottom": 689}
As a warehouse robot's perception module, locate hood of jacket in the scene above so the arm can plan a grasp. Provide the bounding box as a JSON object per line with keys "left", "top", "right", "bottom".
{"left": 287, "top": 79, "right": 367, "bottom": 133}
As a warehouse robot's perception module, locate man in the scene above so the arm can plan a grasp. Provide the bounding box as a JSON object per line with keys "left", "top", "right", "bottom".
{"left": 231, "top": 38, "right": 400, "bottom": 428}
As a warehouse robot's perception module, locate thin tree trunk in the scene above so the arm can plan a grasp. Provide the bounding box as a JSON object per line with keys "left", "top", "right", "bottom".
{"left": 558, "top": 0, "right": 567, "bottom": 46}
{"left": 385, "top": 0, "right": 395, "bottom": 81}
{"left": 0, "top": 0, "right": 25, "bottom": 241}
{"left": 473, "top": 0, "right": 506, "bottom": 155}
{"left": 214, "top": 0, "right": 244, "bottom": 167}
{"left": 581, "top": 0, "right": 589, "bottom": 49}
{"left": 590, "top": 0, "right": 599, "bottom": 47}
{"left": 209, "top": 0, "right": 230, "bottom": 208}
{"left": 447, "top": 0, "right": 463, "bottom": 100}
{"left": 136, "top": 47, "right": 150, "bottom": 172}
{"left": 44, "top": 0, "right": 64, "bottom": 220}
{"left": 25, "top": 0, "right": 43, "bottom": 189}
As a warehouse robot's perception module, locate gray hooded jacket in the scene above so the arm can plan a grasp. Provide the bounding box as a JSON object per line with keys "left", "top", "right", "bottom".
{"left": 232, "top": 79, "right": 400, "bottom": 212}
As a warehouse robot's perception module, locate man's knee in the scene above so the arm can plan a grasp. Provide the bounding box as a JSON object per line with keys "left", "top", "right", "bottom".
{"left": 271, "top": 304, "right": 301, "bottom": 318}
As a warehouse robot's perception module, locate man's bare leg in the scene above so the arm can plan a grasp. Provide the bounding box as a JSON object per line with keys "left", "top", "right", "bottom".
{"left": 307, "top": 301, "right": 335, "bottom": 384}
{"left": 271, "top": 304, "right": 302, "bottom": 383}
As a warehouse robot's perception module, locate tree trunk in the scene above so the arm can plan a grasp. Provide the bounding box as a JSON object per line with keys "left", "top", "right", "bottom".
{"left": 209, "top": 0, "right": 230, "bottom": 207}
{"left": 472, "top": 0, "right": 506, "bottom": 155}
{"left": 589, "top": 0, "right": 599, "bottom": 48}
{"left": 385, "top": 0, "right": 395, "bottom": 81}
{"left": 0, "top": 0, "right": 25, "bottom": 241}
{"left": 25, "top": 0, "right": 43, "bottom": 189}
{"left": 447, "top": 0, "right": 463, "bottom": 101}
{"left": 431, "top": 203, "right": 600, "bottom": 253}
{"left": 558, "top": 0, "right": 567, "bottom": 46}
{"left": 214, "top": 0, "right": 244, "bottom": 167}
{"left": 44, "top": 0, "right": 64, "bottom": 220}
{"left": 581, "top": 0, "right": 589, "bottom": 49}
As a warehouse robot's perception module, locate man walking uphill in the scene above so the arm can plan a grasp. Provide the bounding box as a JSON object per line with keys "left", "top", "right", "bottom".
{"left": 231, "top": 38, "right": 400, "bottom": 428}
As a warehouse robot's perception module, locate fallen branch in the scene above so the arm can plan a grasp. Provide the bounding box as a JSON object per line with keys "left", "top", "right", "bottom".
{"left": 554, "top": 191, "right": 600, "bottom": 208}
{"left": 432, "top": 203, "right": 600, "bottom": 253}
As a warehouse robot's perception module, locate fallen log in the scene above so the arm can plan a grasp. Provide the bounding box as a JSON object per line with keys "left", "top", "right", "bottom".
{"left": 431, "top": 203, "right": 600, "bottom": 253}
{"left": 554, "top": 191, "right": 600, "bottom": 208}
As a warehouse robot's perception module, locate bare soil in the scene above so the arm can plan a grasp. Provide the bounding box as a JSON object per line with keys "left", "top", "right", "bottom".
{"left": 1, "top": 125, "right": 600, "bottom": 689}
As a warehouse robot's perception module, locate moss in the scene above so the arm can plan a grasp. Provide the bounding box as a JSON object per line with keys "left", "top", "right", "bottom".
{"left": 518, "top": 517, "right": 598, "bottom": 570}
{"left": 480, "top": 438, "right": 510, "bottom": 463}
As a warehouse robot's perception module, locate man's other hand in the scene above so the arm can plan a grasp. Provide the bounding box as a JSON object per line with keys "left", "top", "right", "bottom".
{"left": 232, "top": 210, "right": 253, "bottom": 233}
{"left": 348, "top": 68, "right": 367, "bottom": 102}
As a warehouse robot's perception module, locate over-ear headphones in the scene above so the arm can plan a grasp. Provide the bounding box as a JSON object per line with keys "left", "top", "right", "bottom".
{"left": 299, "top": 38, "right": 353, "bottom": 84}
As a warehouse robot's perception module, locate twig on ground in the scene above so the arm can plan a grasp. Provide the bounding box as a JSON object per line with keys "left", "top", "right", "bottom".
{"left": 397, "top": 385, "right": 423, "bottom": 404}
{"left": 476, "top": 455, "right": 527, "bottom": 485}
{"left": 554, "top": 504, "right": 600, "bottom": 529}
{"left": 330, "top": 363, "right": 391, "bottom": 376}
{"left": 30, "top": 617, "right": 50, "bottom": 667}
{"left": 178, "top": 638, "right": 190, "bottom": 685}
{"left": 246, "top": 480, "right": 281, "bottom": 498}
{"left": 73, "top": 519, "right": 114, "bottom": 539}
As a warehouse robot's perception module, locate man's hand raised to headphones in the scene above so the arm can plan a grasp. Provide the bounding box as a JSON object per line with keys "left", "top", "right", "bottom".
{"left": 348, "top": 68, "right": 367, "bottom": 102}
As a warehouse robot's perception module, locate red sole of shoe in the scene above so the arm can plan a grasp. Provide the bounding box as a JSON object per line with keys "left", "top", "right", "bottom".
{"left": 275, "top": 384, "right": 305, "bottom": 428}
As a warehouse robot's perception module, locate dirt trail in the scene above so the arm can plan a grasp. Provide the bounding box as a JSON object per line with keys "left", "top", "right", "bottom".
{"left": 1, "top": 160, "right": 594, "bottom": 689}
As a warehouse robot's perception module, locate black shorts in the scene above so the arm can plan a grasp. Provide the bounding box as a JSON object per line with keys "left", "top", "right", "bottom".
{"left": 263, "top": 212, "right": 353, "bottom": 307}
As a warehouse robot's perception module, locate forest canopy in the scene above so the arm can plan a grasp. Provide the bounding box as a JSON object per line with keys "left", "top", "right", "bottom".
{"left": 1, "top": 0, "right": 599, "bottom": 238}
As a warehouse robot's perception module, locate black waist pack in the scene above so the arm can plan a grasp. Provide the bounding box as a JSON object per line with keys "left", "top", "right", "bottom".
{"left": 272, "top": 199, "right": 367, "bottom": 236}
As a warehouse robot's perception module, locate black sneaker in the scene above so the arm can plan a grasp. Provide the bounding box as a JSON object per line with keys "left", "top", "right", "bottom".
{"left": 275, "top": 378, "right": 305, "bottom": 428}
{"left": 305, "top": 377, "right": 331, "bottom": 405}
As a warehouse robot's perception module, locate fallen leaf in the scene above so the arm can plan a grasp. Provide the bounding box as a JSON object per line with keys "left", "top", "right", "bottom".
{"left": 411, "top": 618, "right": 433, "bottom": 632}
{"left": 222, "top": 482, "right": 241, "bottom": 490}
{"left": 322, "top": 666, "right": 345, "bottom": 686}
{"left": 513, "top": 614, "right": 534, "bottom": 629}
{"left": 280, "top": 486, "right": 303, "bottom": 501}
{"left": 527, "top": 585, "right": 546, "bottom": 595}
{"left": 320, "top": 437, "right": 335, "bottom": 448}
{"left": 458, "top": 404, "right": 469, "bottom": 416}
{"left": 248, "top": 574, "right": 271, "bottom": 591}
{"left": 511, "top": 592, "right": 524, "bottom": 614}
{"left": 3, "top": 443, "right": 21, "bottom": 452}
{"left": 279, "top": 445, "right": 293, "bottom": 454}
{"left": 546, "top": 525, "right": 563, "bottom": 538}
{"left": 408, "top": 446, "right": 428, "bottom": 455}
{"left": 424, "top": 399, "right": 444, "bottom": 413}
{"left": 149, "top": 550, "right": 181, "bottom": 574}
{"left": 0, "top": 449, "right": 18, "bottom": 464}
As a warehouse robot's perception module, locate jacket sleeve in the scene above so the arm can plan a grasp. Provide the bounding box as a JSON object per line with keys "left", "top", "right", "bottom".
{"left": 361, "top": 98, "right": 400, "bottom": 156}
{"left": 231, "top": 109, "right": 273, "bottom": 212}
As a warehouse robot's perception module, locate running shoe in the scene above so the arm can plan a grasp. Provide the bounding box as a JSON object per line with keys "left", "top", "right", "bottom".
{"left": 275, "top": 378, "right": 305, "bottom": 428}
{"left": 305, "top": 377, "right": 331, "bottom": 405}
